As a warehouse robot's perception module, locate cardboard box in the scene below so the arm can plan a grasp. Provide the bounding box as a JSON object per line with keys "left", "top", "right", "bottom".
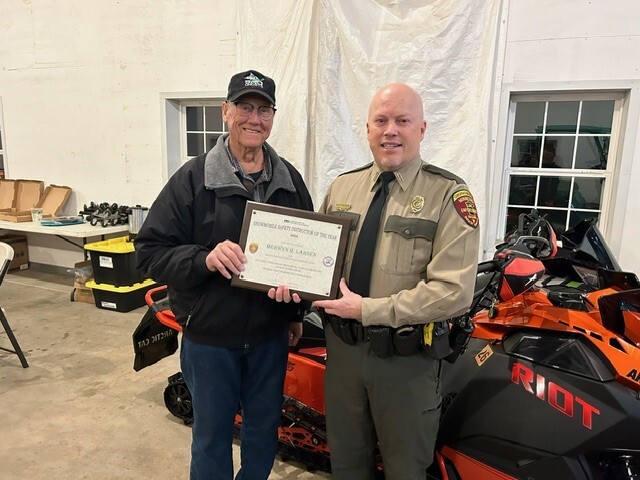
{"left": 71, "top": 260, "right": 95, "bottom": 303}
{"left": 0, "top": 179, "right": 44, "bottom": 221}
{"left": 0, "top": 234, "right": 29, "bottom": 270}
{"left": 0, "top": 179, "right": 17, "bottom": 209}
{"left": 36, "top": 184, "right": 73, "bottom": 217}
{"left": 0, "top": 182, "right": 71, "bottom": 222}
{"left": 72, "top": 284, "right": 95, "bottom": 304}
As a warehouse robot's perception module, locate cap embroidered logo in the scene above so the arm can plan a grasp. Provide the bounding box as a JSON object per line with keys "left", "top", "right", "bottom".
{"left": 244, "top": 73, "right": 264, "bottom": 88}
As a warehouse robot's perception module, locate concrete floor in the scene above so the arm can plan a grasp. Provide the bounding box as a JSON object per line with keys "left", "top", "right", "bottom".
{"left": 0, "top": 268, "right": 330, "bottom": 480}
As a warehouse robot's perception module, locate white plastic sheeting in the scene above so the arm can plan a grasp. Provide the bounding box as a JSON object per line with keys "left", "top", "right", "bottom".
{"left": 238, "top": 0, "right": 505, "bottom": 218}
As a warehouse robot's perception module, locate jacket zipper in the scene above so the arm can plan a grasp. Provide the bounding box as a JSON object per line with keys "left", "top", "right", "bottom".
{"left": 183, "top": 285, "right": 206, "bottom": 331}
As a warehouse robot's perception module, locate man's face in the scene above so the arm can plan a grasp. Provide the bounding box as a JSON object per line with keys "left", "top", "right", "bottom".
{"left": 366, "top": 85, "right": 426, "bottom": 171}
{"left": 222, "top": 94, "right": 274, "bottom": 151}
{"left": 542, "top": 147, "right": 556, "bottom": 166}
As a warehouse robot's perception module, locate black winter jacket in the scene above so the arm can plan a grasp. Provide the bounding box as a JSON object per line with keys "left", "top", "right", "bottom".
{"left": 135, "top": 135, "right": 314, "bottom": 347}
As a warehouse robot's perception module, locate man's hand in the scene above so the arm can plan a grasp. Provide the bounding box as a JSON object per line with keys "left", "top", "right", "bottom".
{"left": 288, "top": 322, "right": 303, "bottom": 346}
{"left": 313, "top": 278, "right": 362, "bottom": 320}
{"left": 268, "top": 284, "right": 301, "bottom": 304}
{"left": 205, "top": 240, "right": 246, "bottom": 279}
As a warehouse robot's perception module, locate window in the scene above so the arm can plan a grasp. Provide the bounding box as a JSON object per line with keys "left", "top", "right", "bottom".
{"left": 182, "top": 101, "right": 226, "bottom": 162}
{"left": 502, "top": 93, "right": 623, "bottom": 237}
{"left": 163, "top": 95, "right": 226, "bottom": 179}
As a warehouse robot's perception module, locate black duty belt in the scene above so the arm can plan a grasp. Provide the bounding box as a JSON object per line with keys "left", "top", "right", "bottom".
{"left": 325, "top": 315, "right": 431, "bottom": 358}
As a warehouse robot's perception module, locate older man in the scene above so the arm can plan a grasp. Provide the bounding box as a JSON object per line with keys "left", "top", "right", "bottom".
{"left": 135, "top": 70, "right": 313, "bottom": 480}
{"left": 314, "top": 83, "right": 480, "bottom": 479}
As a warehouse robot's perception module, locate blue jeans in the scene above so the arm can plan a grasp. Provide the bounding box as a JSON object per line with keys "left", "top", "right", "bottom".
{"left": 181, "top": 332, "right": 289, "bottom": 480}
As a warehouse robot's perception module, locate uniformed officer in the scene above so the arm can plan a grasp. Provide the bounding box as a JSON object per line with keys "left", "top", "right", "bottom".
{"left": 313, "top": 83, "right": 481, "bottom": 479}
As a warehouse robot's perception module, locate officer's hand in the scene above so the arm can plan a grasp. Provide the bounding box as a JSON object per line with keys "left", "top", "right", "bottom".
{"left": 205, "top": 240, "right": 246, "bottom": 279}
{"left": 268, "top": 284, "right": 301, "bottom": 303}
{"left": 313, "top": 278, "right": 362, "bottom": 320}
{"left": 288, "top": 322, "right": 303, "bottom": 346}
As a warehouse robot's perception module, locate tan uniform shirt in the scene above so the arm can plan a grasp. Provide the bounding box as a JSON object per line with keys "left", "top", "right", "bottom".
{"left": 320, "top": 155, "right": 481, "bottom": 329}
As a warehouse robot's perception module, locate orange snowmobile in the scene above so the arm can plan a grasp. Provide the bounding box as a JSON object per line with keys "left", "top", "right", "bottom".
{"left": 146, "top": 211, "right": 640, "bottom": 479}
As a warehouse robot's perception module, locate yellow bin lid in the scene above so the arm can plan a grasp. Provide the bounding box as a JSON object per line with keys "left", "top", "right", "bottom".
{"left": 85, "top": 279, "right": 155, "bottom": 293}
{"left": 84, "top": 235, "right": 134, "bottom": 254}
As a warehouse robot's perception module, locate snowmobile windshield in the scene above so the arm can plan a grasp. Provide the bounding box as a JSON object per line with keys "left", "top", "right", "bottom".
{"left": 561, "top": 219, "right": 620, "bottom": 271}
{"left": 598, "top": 289, "right": 640, "bottom": 346}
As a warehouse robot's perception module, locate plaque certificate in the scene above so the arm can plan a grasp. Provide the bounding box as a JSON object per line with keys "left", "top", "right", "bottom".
{"left": 231, "top": 202, "right": 351, "bottom": 301}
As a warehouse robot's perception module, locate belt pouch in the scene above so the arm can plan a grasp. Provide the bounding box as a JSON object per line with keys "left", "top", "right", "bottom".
{"left": 423, "top": 322, "right": 452, "bottom": 359}
{"left": 368, "top": 326, "right": 394, "bottom": 358}
{"left": 392, "top": 326, "right": 421, "bottom": 356}
{"left": 350, "top": 321, "right": 367, "bottom": 342}
{"left": 331, "top": 317, "right": 356, "bottom": 345}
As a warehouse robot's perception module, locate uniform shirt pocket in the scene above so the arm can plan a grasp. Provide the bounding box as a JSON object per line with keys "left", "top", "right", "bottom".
{"left": 381, "top": 215, "right": 437, "bottom": 274}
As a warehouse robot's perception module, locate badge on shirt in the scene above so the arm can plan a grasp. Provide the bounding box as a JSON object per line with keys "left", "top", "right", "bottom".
{"left": 335, "top": 203, "right": 351, "bottom": 212}
{"left": 410, "top": 195, "right": 425, "bottom": 213}
{"left": 452, "top": 190, "right": 478, "bottom": 228}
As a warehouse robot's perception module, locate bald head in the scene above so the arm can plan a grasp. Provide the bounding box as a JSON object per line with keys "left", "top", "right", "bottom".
{"left": 368, "top": 83, "right": 424, "bottom": 120}
{"left": 366, "top": 83, "right": 427, "bottom": 171}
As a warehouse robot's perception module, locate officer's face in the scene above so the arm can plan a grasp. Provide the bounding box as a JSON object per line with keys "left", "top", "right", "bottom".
{"left": 223, "top": 94, "right": 274, "bottom": 153}
{"left": 366, "top": 84, "right": 426, "bottom": 172}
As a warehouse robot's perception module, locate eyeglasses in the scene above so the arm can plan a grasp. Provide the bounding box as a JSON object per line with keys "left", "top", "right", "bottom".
{"left": 231, "top": 101, "right": 276, "bottom": 120}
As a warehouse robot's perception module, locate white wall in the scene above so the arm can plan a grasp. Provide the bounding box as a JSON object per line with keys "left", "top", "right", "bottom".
{"left": 490, "top": 0, "right": 640, "bottom": 270}
{"left": 1, "top": 0, "right": 237, "bottom": 210}
{"left": 2, "top": 0, "right": 640, "bottom": 272}
{"left": 0, "top": 0, "right": 237, "bottom": 266}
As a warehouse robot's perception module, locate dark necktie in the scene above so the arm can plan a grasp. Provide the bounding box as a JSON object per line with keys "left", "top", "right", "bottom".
{"left": 349, "top": 171, "right": 396, "bottom": 297}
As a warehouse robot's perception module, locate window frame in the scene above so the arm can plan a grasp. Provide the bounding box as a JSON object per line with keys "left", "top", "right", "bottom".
{"left": 487, "top": 83, "right": 637, "bottom": 260}
{"left": 499, "top": 91, "right": 625, "bottom": 237}
{"left": 161, "top": 92, "right": 226, "bottom": 181}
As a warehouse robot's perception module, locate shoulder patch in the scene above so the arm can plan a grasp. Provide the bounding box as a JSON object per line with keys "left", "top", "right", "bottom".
{"left": 452, "top": 190, "right": 479, "bottom": 228}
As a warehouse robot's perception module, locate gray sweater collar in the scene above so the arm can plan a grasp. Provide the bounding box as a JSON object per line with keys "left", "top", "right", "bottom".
{"left": 204, "top": 134, "right": 297, "bottom": 199}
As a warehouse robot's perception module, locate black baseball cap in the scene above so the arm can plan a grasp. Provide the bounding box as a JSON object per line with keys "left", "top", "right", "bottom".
{"left": 227, "top": 70, "right": 276, "bottom": 106}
